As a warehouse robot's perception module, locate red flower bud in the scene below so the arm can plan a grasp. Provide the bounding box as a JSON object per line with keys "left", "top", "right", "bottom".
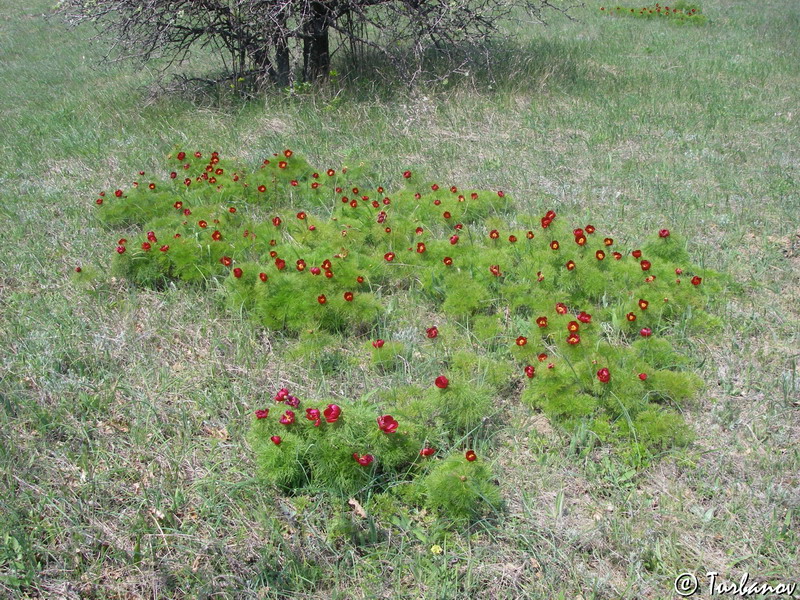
{"left": 420, "top": 447, "right": 436, "bottom": 457}
{"left": 597, "top": 368, "right": 611, "bottom": 383}
{"left": 465, "top": 450, "right": 477, "bottom": 462}
{"left": 524, "top": 365, "right": 535, "bottom": 378}
{"left": 435, "top": 376, "right": 449, "bottom": 389}
{"left": 426, "top": 326, "right": 438, "bottom": 339}
{"left": 372, "top": 339, "right": 385, "bottom": 349}
{"left": 270, "top": 435, "right": 282, "bottom": 445}
{"left": 640, "top": 328, "right": 652, "bottom": 337}
{"left": 691, "top": 276, "right": 702, "bottom": 286}
{"left": 658, "top": 229, "right": 670, "bottom": 238}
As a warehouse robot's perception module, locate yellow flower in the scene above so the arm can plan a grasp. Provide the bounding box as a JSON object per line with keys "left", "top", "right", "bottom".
{"left": 430, "top": 545, "right": 443, "bottom": 555}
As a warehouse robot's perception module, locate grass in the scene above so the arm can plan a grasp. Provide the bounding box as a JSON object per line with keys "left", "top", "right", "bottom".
{"left": 1, "top": 0, "right": 799, "bottom": 598}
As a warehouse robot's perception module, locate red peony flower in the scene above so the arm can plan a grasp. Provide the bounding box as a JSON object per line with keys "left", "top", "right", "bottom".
{"left": 443, "top": 257, "right": 453, "bottom": 266}
{"left": 431, "top": 184, "right": 439, "bottom": 191}
{"left": 296, "top": 259, "right": 306, "bottom": 272}
{"left": 516, "top": 336, "right": 528, "bottom": 346}
{"left": 306, "top": 408, "right": 321, "bottom": 427}
{"left": 632, "top": 249, "right": 642, "bottom": 259}
{"left": 384, "top": 252, "right": 395, "bottom": 262}
{"left": 577, "top": 311, "right": 592, "bottom": 324}
{"left": 524, "top": 365, "right": 536, "bottom": 378}
{"left": 357, "top": 276, "right": 365, "bottom": 283}
{"left": 353, "top": 453, "right": 374, "bottom": 466}
{"left": 377, "top": 415, "right": 399, "bottom": 434}
{"left": 550, "top": 240, "right": 560, "bottom": 250}
{"left": 323, "top": 404, "right": 341, "bottom": 423}
{"left": 691, "top": 276, "right": 702, "bottom": 286}
{"left": 177, "top": 151, "right": 186, "bottom": 160}
{"left": 270, "top": 435, "right": 282, "bottom": 445}
{"left": 555, "top": 303, "right": 568, "bottom": 315}
{"left": 258, "top": 185, "right": 266, "bottom": 193}
{"left": 567, "top": 321, "right": 579, "bottom": 332}
{"left": 497, "top": 190, "right": 505, "bottom": 198}
{"left": 638, "top": 373, "right": 648, "bottom": 381}
{"left": 372, "top": 339, "right": 385, "bottom": 349}
{"left": 604, "top": 237, "right": 613, "bottom": 246}
{"left": 566, "top": 260, "right": 576, "bottom": 271}
{"left": 141, "top": 242, "right": 151, "bottom": 251}
{"left": 278, "top": 161, "right": 287, "bottom": 169}
{"left": 211, "top": 230, "right": 222, "bottom": 241}
{"left": 272, "top": 216, "right": 282, "bottom": 227}
{"left": 426, "top": 326, "right": 438, "bottom": 339}
{"left": 489, "top": 230, "right": 500, "bottom": 240}
{"left": 255, "top": 409, "right": 269, "bottom": 419}
{"left": 597, "top": 368, "right": 611, "bottom": 383}
{"left": 596, "top": 250, "right": 606, "bottom": 260}
{"left": 275, "top": 258, "right": 286, "bottom": 270}
{"left": 279, "top": 410, "right": 295, "bottom": 425}
{"left": 159, "top": 245, "right": 169, "bottom": 252}
{"left": 416, "top": 242, "right": 426, "bottom": 253}
{"left": 640, "top": 328, "right": 652, "bottom": 337}
{"left": 220, "top": 256, "right": 232, "bottom": 266}
{"left": 465, "top": 450, "right": 477, "bottom": 462}
{"left": 489, "top": 265, "right": 502, "bottom": 277}
{"left": 435, "top": 375, "right": 449, "bottom": 389}
{"left": 233, "top": 267, "right": 243, "bottom": 278}
{"left": 536, "top": 316, "right": 548, "bottom": 328}
{"left": 259, "top": 272, "right": 268, "bottom": 282}
{"left": 567, "top": 333, "right": 581, "bottom": 345}
{"left": 641, "top": 260, "right": 651, "bottom": 271}
{"left": 450, "top": 235, "right": 459, "bottom": 245}
{"left": 420, "top": 447, "right": 436, "bottom": 457}
{"left": 585, "top": 225, "right": 596, "bottom": 234}
{"left": 626, "top": 312, "right": 637, "bottom": 322}
{"left": 659, "top": 229, "right": 670, "bottom": 238}
{"left": 344, "top": 291, "right": 354, "bottom": 302}
{"left": 538, "top": 353, "right": 548, "bottom": 362}
{"left": 198, "top": 220, "right": 208, "bottom": 228}
{"left": 638, "top": 299, "right": 649, "bottom": 310}
{"left": 403, "top": 170, "right": 412, "bottom": 178}
{"left": 675, "top": 268, "right": 683, "bottom": 275}
{"left": 526, "top": 231, "right": 535, "bottom": 239}
{"left": 317, "top": 295, "right": 327, "bottom": 304}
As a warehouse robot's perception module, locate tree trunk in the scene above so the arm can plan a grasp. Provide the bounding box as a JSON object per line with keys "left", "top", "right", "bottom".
{"left": 303, "top": 2, "right": 330, "bottom": 82}
{"left": 275, "top": 35, "right": 290, "bottom": 87}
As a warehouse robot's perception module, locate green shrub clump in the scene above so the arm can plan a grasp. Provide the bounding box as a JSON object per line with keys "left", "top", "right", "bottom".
{"left": 94, "top": 148, "right": 723, "bottom": 521}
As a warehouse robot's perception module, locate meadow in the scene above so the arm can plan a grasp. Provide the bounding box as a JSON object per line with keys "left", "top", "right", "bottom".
{"left": 0, "top": 0, "right": 798, "bottom": 598}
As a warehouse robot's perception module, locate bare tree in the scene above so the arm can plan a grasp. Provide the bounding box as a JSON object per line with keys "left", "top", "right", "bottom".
{"left": 56, "top": 0, "right": 577, "bottom": 90}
